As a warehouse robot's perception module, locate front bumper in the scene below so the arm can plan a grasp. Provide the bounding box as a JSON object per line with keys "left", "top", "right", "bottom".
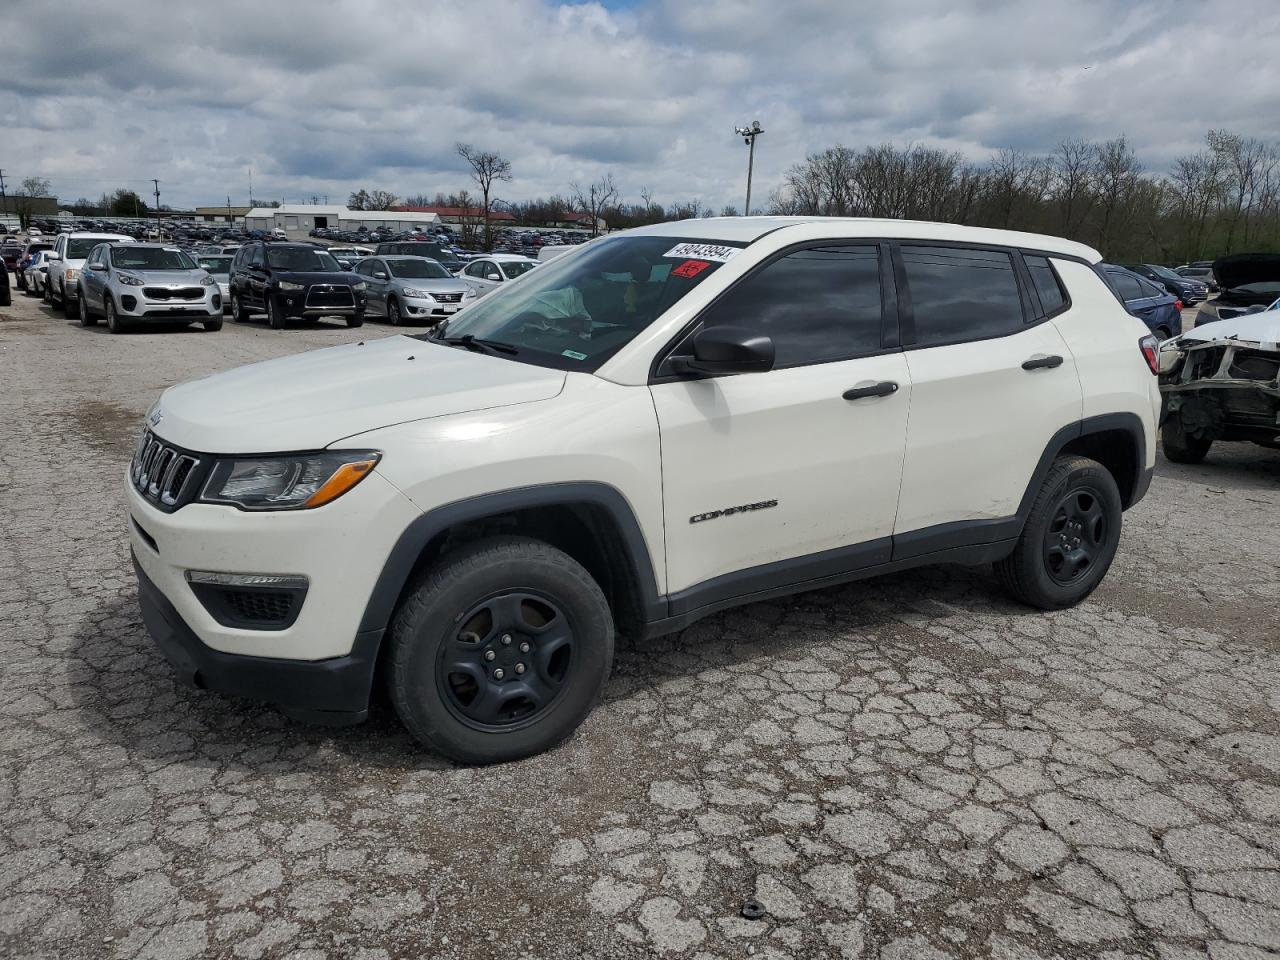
{"left": 125, "top": 463, "right": 421, "bottom": 662}
{"left": 402, "top": 294, "right": 468, "bottom": 320}
{"left": 275, "top": 289, "right": 367, "bottom": 317}
{"left": 135, "top": 555, "right": 380, "bottom": 723}
{"left": 118, "top": 288, "right": 221, "bottom": 319}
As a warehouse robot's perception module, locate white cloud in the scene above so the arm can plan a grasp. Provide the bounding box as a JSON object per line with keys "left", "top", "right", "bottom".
{"left": 2, "top": 0, "right": 1279, "bottom": 211}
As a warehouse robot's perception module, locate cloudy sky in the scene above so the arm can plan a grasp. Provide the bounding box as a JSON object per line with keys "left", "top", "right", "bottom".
{"left": 4, "top": 0, "right": 1280, "bottom": 213}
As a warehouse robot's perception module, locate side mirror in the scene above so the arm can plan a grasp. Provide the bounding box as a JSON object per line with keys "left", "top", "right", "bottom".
{"left": 373, "top": 271, "right": 387, "bottom": 280}
{"left": 88, "top": 262, "right": 107, "bottom": 271}
{"left": 670, "top": 325, "right": 775, "bottom": 376}
{"left": 47, "top": 251, "right": 62, "bottom": 261}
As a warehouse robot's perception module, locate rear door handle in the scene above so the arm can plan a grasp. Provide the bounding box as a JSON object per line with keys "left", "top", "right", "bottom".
{"left": 1021, "top": 355, "right": 1064, "bottom": 371}
{"left": 843, "top": 381, "right": 899, "bottom": 401}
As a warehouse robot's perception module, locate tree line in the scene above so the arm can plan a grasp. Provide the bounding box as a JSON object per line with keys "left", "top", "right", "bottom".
{"left": 766, "top": 131, "right": 1280, "bottom": 264}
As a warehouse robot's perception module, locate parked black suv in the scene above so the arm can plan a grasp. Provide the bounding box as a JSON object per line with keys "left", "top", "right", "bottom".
{"left": 228, "top": 241, "right": 366, "bottom": 329}
{"left": 1121, "top": 263, "right": 1209, "bottom": 304}
{"left": 373, "top": 240, "right": 463, "bottom": 273}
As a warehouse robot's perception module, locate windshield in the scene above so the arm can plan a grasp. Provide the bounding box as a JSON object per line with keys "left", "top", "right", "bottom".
{"left": 388, "top": 257, "right": 451, "bottom": 279}
{"left": 1227, "top": 281, "right": 1280, "bottom": 295}
{"left": 501, "top": 260, "right": 537, "bottom": 280}
{"left": 111, "top": 247, "right": 196, "bottom": 270}
{"left": 431, "top": 235, "right": 743, "bottom": 371}
{"left": 68, "top": 237, "right": 122, "bottom": 258}
{"left": 197, "top": 256, "right": 232, "bottom": 275}
{"left": 267, "top": 247, "right": 341, "bottom": 272}
{"left": 1148, "top": 265, "right": 1182, "bottom": 280}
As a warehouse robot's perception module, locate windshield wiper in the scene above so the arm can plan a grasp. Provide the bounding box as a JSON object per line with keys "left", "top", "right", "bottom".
{"left": 435, "top": 333, "right": 519, "bottom": 355}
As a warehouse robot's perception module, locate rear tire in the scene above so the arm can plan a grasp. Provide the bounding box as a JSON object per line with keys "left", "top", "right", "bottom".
{"left": 995, "top": 455, "right": 1122, "bottom": 610}
{"left": 1162, "top": 411, "right": 1212, "bottom": 463}
{"left": 78, "top": 290, "right": 98, "bottom": 327}
{"left": 387, "top": 536, "right": 614, "bottom": 764}
{"left": 1154, "top": 326, "right": 1172, "bottom": 341}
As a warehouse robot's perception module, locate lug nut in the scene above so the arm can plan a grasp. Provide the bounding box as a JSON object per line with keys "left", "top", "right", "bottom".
{"left": 483, "top": 650, "right": 496, "bottom": 661}
{"left": 501, "top": 634, "right": 513, "bottom": 645}
{"left": 493, "top": 668, "right": 505, "bottom": 680}
{"left": 519, "top": 641, "right": 531, "bottom": 653}
{"left": 515, "top": 663, "right": 526, "bottom": 675}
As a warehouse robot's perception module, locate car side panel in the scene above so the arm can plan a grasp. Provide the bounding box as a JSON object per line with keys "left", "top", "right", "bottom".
{"left": 346, "top": 373, "right": 669, "bottom": 594}
{"left": 1049, "top": 260, "right": 1160, "bottom": 469}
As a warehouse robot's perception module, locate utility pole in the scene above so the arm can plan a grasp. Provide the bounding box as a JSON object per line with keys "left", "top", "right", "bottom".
{"left": 248, "top": 167, "right": 254, "bottom": 207}
{"left": 0, "top": 169, "right": 7, "bottom": 222}
{"left": 733, "top": 120, "right": 764, "bottom": 215}
{"left": 226, "top": 194, "right": 232, "bottom": 225}
{"left": 152, "top": 179, "right": 161, "bottom": 236}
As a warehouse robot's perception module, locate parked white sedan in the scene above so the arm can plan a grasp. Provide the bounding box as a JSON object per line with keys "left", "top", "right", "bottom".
{"left": 457, "top": 254, "right": 537, "bottom": 297}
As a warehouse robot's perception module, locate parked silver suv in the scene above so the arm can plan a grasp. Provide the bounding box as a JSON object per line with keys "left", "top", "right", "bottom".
{"left": 78, "top": 243, "right": 223, "bottom": 333}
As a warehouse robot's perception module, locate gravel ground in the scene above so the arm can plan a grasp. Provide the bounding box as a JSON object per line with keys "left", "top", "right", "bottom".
{"left": 2, "top": 285, "right": 1278, "bottom": 960}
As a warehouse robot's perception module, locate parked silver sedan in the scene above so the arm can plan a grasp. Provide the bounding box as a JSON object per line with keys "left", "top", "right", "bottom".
{"left": 352, "top": 255, "right": 476, "bottom": 325}
{"left": 22, "top": 250, "right": 52, "bottom": 297}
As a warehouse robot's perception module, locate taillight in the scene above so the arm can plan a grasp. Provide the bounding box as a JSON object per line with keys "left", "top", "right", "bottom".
{"left": 1174, "top": 299, "right": 1183, "bottom": 311}
{"left": 1139, "top": 335, "right": 1159, "bottom": 374}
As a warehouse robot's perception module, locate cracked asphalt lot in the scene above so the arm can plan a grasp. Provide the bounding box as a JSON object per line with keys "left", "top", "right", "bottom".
{"left": 2, "top": 288, "right": 1279, "bottom": 960}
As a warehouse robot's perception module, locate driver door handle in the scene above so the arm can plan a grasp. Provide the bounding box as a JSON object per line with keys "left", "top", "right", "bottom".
{"left": 843, "top": 381, "right": 899, "bottom": 401}
{"left": 1021, "top": 354, "right": 1064, "bottom": 371}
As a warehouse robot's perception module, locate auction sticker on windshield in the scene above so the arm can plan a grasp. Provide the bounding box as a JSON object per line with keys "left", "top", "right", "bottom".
{"left": 663, "top": 243, "right": 740, "bottom": 263}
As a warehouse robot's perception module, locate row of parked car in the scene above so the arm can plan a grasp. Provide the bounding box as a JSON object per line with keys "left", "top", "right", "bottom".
{"left": 2, "top": 230, "right": 549, "bottom": 331}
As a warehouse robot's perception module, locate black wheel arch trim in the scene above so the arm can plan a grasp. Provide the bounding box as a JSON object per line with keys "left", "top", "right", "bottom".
{"left": 358, "top": 482, "right": 665, "bottom": 635}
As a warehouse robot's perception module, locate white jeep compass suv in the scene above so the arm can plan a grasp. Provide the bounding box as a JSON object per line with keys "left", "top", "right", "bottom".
{"left": 127, "top": 217, "right": 1161, "bottom": 763}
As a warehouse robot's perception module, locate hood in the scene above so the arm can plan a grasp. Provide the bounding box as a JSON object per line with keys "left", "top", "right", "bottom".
{"left": 152, "top": 335, "right": 566, "bottom": 454}
{"left": 274, "top": 270, "right": 356, "bottom": 285}
{"left": 1181, "top": 309, "right": 1280, "bottom": 349}
{"left": 1213, "top": 253, "right": 1280, "bottom": 290}
{"left": 396, "top": 277, "right": 469, "bottom": 294}
{"left": 126, "top": 268, "right": 211, "bottom": 285}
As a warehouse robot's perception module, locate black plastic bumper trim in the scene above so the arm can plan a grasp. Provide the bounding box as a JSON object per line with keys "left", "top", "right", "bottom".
{"left": 134, "top": 553, "right": 379, "bottom": 721}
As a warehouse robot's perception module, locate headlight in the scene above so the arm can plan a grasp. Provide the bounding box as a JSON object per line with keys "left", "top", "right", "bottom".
{"left": 351, "top": 281, "right": 367, "bottom": 292}
{"left": 401, "top": 287, "right": 434, "bottom": 299}
{"left": 463, "top": 288, "right": 477, "bottom": 299}
{"left": 200, "top": 275, "right": 216, "bottom": 286}
{"left": 278, "top": 281, "right": 304, "bottom": 292}
{"left": 65, "top": 268, "right": 79, "bottom": 281}
{"left": 119, "top": 273, "right": 144, "bottom": 286}
{"left": 199, "top": 451, "right": 381, "bottom": 511}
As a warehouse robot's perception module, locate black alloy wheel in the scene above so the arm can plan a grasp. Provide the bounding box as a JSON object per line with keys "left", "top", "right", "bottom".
{"left": 1043, "top": 488, "right": 1107, "bottom": 585}
{"left": 437, "top": 591, "right": 577, "bottom": 730}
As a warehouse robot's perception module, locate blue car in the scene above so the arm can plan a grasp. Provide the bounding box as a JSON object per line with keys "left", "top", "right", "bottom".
{"left": 1100, "top": 264, "right": 1183, "bottom": 340}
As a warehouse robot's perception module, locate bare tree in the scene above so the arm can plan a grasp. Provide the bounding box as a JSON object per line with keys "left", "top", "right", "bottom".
{"left": 1093, "top": 136, "right": 1143, "bottom": 256}
{"left": 456, "top": 143, "right": 512, "bottom": 250}
{"left": 366, "top": 189, "right": 399, "bottom": 211}
{"left": 570, "top": 174, "right": 619, "bottom": 237}
{"left": 347, "top": 189, "right": 370, "bottom": 211}
{"left": 13, "top": 176, "right": 51, "bottom": 229}
{"left": 1050, "top": 139, "right": 1096, "bottom": 239}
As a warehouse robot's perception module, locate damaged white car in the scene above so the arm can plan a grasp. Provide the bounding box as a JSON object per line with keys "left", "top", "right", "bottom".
{"left": 1158, "top": 302, "right": 1280, "bottom": 462}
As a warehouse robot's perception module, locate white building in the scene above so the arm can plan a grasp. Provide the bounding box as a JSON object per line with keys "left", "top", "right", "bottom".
{"left": 243, "top": 205, "right": 441, "bottom": 234}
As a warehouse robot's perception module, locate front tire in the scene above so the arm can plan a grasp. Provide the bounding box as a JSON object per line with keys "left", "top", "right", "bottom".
{"left": 42, "top": 279, "right": 52, "bottom": 304}
{"left": 267, "top": 297, "right": 285, "bottom": 330}
{"left": 202, "top": 318, "right": 223, "bottom": 331}
{"left": 1162, "top": 411, "right": 1212, "bottom": 464}
{"left": 62, "top": 284, "right": 77, "bottom": 319}
{"left": 387, "top": 297, "right": 402, "bottom": 326}
{"left": 387, "top": 536, "right": 614, "bottom": 764}
{"left": 346, "top": 310, "right": 364, "bottom": 328}
{"left": 995, "top": 456, "right": 1122, "bottom": 610}
{"left": 105, "top": 296, "right": 126, "bottom": 334}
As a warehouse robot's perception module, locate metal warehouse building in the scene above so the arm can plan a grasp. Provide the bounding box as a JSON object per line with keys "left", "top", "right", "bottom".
{"left": 243, "top": 205, "right": 441, "bottom": 234}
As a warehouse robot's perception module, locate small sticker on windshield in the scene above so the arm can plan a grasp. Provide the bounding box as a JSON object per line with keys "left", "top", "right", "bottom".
{"left": 663, "top": 243, "right": 739, "bottom": 263}
{"left": 562, "top": 349, "right": 588, "bottom": 360}
{"left": 672, "top": 259, "right": 711, "bottom": 278}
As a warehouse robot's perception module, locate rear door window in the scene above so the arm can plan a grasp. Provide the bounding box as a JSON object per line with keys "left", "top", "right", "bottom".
{"left": 1023, "top": 255, "right": 1069, "bottom": 316}
{"left": 899, "top": 245, "right": 1026, "bottom": 347}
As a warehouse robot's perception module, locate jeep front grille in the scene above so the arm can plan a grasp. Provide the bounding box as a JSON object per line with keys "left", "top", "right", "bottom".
{"left": 131, "top": 431, "right": 206, "bottom": 511}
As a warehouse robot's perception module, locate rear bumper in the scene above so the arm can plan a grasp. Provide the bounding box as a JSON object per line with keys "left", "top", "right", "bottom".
{"left": 135, "top": 554, "right": 380, "bottom": 723}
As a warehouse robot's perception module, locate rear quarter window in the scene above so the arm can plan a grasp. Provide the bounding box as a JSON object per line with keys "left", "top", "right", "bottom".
{"left": 1024, "top": 255, "right": 1069, "bottom": 317}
